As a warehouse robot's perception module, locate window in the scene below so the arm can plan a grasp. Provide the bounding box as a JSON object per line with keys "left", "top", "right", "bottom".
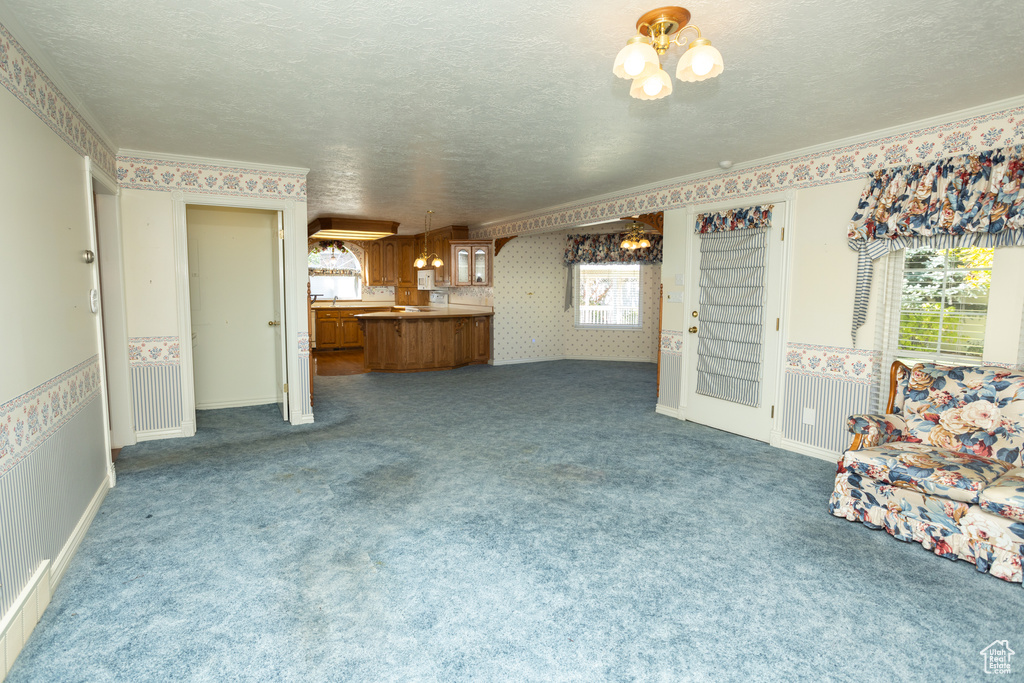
{"left": 575, "top": 264, "right": 641, "bottom": 329}
{"left": 897, "top": 246, "right": 992, "bottom": 362}
{"left": 309, "top": 243, "right": 362, "bottom": 300}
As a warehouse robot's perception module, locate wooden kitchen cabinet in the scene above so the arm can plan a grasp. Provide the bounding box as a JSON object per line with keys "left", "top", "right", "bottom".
{"left": 450, "top": 240, "right": 493, "bottom": 287}
{"left": 315, "top": 307, "right": 389, "bottom": 349}
{"left": 381, "top": 239, "right": 397, "bottom": 285}
{"left": 341, "top": 319, "right": 361, "bottom": 346}
{"left": 472, "top": 316, "right": 490, "bottom": 362}
{"left": 366, "top": 241, "right": 383, "bottom": 286}
{"left": 359, "top": 311, "right": 493, "bottom": 372}
{"left": 422, "top": 225, "right": 468, "bottom": 286}
{"left": 315, "top": 309, "right": 342, "bottom": 348}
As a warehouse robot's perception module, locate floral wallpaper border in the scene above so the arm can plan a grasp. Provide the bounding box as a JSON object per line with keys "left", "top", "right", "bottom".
{"left": 0, "top": 356, "right": 102, "bottom": 476}
{"left": 785, "top": 342, "right": 880, "bottom": 385}
{"left": 0, "top": 22, "right": 116, "bottom": 177}
{"left": 660, "top": 330, "right": 685, "bottom": 357}
{"left": 128, "top": 336, "right": 181, "bottom": 366}
{"left": 475, "top": 103, "right": 1024, "bottom": 239}
{"left": 117, "top": 154, "right": 307, "bottom": 200}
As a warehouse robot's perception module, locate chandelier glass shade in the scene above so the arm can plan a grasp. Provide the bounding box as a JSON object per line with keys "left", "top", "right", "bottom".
{"left": 613, "top": 6, "right": 723, "bottom": 100}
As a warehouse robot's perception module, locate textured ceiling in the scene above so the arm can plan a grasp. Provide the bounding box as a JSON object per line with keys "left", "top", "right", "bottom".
{"left": 4, "top": 0, "right": 1024, "bottom": 232}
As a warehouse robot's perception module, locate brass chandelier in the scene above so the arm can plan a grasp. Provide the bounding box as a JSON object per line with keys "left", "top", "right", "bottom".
{"left": 620, "top": 223, "right": 651, "bottom": 251}
{"left": 413, "top": 210, "right": 443, "bottom": 269}
{"left": 612, "top": 6, "right": 723, "bottom": 101}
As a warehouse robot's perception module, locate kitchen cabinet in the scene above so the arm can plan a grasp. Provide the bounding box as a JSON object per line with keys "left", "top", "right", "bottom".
{"left": 381, "top": 239, "right": 397, "bottom": 285}
{"left": 314, "top": 307, "right": 389, "bottom": 349}
{"left": 421, "top": 225, "right": 468, "bottom": 286}
{"left": 472, "top": 316, "right": 490, "bottom": 362}
{"left": 450, "top": 240, "right": 493, "bottom": 287}
{"left": 366, "top": 241, "right": 383, "bottom": 286}
{"left": 395, "top": 286, "right": 429, "bottom": 307}
{"left": 358, "top": 310, "right": 494, "bottom": 372}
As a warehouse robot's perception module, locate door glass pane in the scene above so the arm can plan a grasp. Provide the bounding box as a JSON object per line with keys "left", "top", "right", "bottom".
{"left": 457, "top": 249, "right": 470, "bottom": 284}
{"left": 473, "top": 248, "right": 487, "bottom": 284}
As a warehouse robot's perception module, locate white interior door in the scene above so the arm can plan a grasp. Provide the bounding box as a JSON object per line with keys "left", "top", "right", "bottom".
{"left": 272, "top": 212, "right": 289, "bottom": 420}
{"left": 683, "top": 204, "right": 786, "bottom": 442}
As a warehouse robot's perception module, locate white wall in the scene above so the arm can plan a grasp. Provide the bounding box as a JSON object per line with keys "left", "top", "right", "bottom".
{"left": 121, "top": 189, "right": 179, "bottom": 338}
{"left": 0, "top": 69, "right": 109, "bottom": 678}
{"left": 186, "top": 206, "right": 280, "bottom": 409}
{"left": 493, "top": 230, "right": 659, "bottom": 363}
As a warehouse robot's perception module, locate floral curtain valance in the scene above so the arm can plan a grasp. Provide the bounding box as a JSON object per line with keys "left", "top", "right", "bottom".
{"left": 847, "top": 145, "right": 1024, "bottom": 343}
{"left": 695, "top": 205, "right": 773, "bottom": 233}
{"left": 308, "top": 239, "right": 347, "bottom": 255}
{"left": 563, "top": 233, "right": 663, "bottom": 265}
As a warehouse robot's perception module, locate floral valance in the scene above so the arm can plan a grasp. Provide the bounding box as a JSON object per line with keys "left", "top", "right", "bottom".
{"left": 695, "top": 205, "right": 773, "bottom": 233}
{"left": 563, "top": 233, "right": 662, "bottom": 265}
{"left": 847, "top": 145, "right": 1024, "bottom": 343}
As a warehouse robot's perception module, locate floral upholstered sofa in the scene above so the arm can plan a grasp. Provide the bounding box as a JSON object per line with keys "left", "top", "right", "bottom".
{"left": 830, "top": 361, "right": 1024, "bottom": 585}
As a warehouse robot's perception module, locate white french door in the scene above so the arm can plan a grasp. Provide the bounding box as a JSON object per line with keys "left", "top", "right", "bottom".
{"left": 682, "top": 202, "right": 787, "bottom": 442}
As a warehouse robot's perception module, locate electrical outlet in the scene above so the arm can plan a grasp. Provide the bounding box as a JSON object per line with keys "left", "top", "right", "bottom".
{"left": 802, "top": 408, "right": 816, "bottom": 426}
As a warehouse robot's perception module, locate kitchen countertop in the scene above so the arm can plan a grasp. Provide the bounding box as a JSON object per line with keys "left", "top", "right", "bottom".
{"left": 310, "top": 300, "right": 394, "bottom": 309}
{"left": 355, "top": 305, "right": 493, "bottom": 319}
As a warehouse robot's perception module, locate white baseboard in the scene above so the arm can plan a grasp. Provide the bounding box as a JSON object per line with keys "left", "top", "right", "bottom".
{"left": 290, "top": 413, "right": 314, "bottom": 425}
{"left": 196, "top": 397, "right": 276, "bottom": 410}
{"left": 655, "top": 404, "right": 681, "bottom": 419}
{"left": 0, "top": 561, "right": 50, "bottom": 681}
{"left": 52, "top": 476, "right": 109, "bottom": 590}
{"left": 492, "top": 356, "right": 657, "bottom": 366}
{"left": 136, "top": 426, "right": 188, "bottom": 442}
{"left": 779, "top": 437, "right": 840, "bottom": 463}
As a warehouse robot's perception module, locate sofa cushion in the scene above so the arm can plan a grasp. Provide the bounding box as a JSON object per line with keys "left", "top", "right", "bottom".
{"left": 978, "top": 468, "right": 1024, "bottom": 523}
{"left": 901, "top": 364, "right": 1024, "bottom": 467}
{"left": 844, "top": 443, "right": 1013, "bottom": 504}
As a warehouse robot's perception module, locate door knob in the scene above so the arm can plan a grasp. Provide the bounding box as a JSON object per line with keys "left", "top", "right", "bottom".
{"left": 688, "top": 326, "right": 698, "bottom": 333}
{"left": 268, "top": 320, "right": 281, "bottom": 326}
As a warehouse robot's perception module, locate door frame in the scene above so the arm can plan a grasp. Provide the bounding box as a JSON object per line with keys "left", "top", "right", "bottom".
{"left": 676, "top": 190, "right": 796, "bottom": 445}
{"left": 170, "top": 191, "right": 308, "bottom": 433}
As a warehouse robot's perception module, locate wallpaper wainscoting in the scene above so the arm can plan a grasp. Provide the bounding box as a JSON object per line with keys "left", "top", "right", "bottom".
{"left": 129, "top": 337, "right": 182, "bottom": 433}
{"left": 781, "top": 343, "right": 880, "bottom": 454}
{"left": 298, "top": 332, "right": 312, "bottom": 418}
{"left": 0, "top": 360, "right": 105, "bottom": 618}
{"left": 658, "top": 331, "right": 685, "bottom": 410}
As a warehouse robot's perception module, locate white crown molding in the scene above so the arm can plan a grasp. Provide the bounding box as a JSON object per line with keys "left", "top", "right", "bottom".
{"left": 118, "top": 148, "right": 309, "bottom": 176}
{"left": 0, "top": 5, "right": 118, "bottom": 152}
{"left": 476, "top": 93, "right": 1024, "bottom": 232}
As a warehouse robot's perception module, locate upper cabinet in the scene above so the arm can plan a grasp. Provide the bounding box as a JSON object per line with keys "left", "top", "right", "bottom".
{"left": 421, "top": 225, "right": 468, "bottom": 286}
{"left": 450, "top": 240, "right": 493, "bottom": 287}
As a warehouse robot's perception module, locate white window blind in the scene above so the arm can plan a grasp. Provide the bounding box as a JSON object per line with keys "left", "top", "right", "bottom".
{"left": 575, "top": 264, "right": 641, "bottom": 329}
{"left": 898, "top": 246, "right": 992, "bottom": 362}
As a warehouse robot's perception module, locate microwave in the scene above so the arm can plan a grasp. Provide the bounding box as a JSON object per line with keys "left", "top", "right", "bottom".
{"left": 417, "top": 270, "right": 436, "bottom": 290}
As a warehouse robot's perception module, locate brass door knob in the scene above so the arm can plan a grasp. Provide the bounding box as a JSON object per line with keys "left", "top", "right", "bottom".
{"left": 268, "top": 320, "right": 281, "bottom": 326}
{"left": 688, "top": 326, "right": 698, "bottom": 333}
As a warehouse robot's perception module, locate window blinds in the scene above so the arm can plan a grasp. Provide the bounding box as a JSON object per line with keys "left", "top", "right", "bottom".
{"left": 695, "top": 229, "right": 767, "bottom": 407}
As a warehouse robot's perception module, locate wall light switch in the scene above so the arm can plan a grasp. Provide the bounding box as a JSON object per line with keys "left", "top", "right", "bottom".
{"left": 802, "top": 408, "right": 816, "bottom": 426}
{"left": 665, "top": 290, "right": 683, "bottom": 303}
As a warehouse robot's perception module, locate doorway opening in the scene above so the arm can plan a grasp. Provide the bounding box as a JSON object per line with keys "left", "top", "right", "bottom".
{"left": 185, "top": 205, "right": 289, "bottom": 419}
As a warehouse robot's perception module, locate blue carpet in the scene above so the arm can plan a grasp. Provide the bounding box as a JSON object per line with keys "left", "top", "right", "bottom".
{"left": 8, "top": 361, "right": 1023, "bottom": 682}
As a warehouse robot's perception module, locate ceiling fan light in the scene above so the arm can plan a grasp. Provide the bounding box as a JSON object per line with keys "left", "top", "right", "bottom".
{"left": 613, "top": 36, "right": 660, "bottom": 80}
{"left": 629, "top": 68, "right": 672, "bottom": 100}
{"left": 676, "top": 39, "right": 723, "bottom": 82}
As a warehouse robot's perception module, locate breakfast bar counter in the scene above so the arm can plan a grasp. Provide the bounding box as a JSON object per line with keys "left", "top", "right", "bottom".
{"left": 354, "top": 307, "right": 493, "bottom": 372}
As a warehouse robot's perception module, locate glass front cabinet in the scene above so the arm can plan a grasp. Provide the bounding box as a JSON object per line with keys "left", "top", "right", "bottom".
{"left": 450, "top": 240, "right": 493, "bottom": 287}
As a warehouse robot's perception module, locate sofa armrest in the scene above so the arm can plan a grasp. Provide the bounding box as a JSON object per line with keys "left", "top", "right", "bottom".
{"left": 847, "top": 414, "right": 907, "bottom": 450}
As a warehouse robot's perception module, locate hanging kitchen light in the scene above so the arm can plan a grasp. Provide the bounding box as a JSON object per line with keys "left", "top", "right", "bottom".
{"left": 414, "top": 210, "right": 444, "bottom": 269}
